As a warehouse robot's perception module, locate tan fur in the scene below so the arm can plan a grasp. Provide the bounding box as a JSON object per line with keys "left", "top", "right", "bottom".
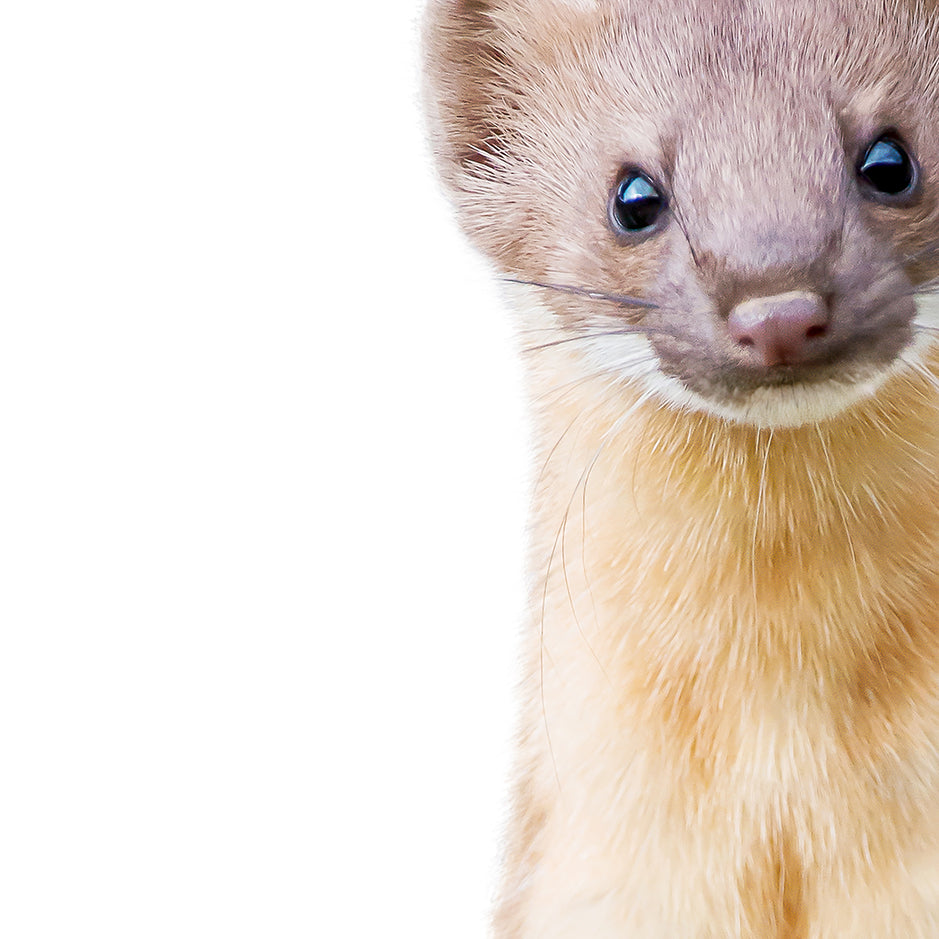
{"left": 424, "top": 0, "right": 939, "bottom": 935}
{"left": 502, "top": 337, "right": 939, "bottom": 937}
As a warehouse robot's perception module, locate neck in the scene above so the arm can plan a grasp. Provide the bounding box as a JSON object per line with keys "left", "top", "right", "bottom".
{"left": 528, "top": 347, "right": 939, "bottom": 733}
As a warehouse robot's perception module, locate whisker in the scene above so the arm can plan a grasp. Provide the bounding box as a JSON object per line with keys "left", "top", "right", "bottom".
{"left": 904, "top": 238, "right": 939, "bottom": 266}
{"left": 900, "top": 352, "right": 939, "bottom": 406}
{"left": 535, "top": 411, "right": 584, "bottom": 489}
{"left": 521, "top": 325, "right": 678, "bottom": 354}
{"left": 751, "top": 428, "right": 774, "bottom": 610}
{"left": 815, "top": 423, "right": 863, "bottom": 598}
{"left": 532, "top": 354, "right": 663, "bottom": 415}
{"left": 538, "top": 648, "right": 562, "bottom": 792}
{"left": 559, "top": 478, "right": 608, "bottom": 682}
{"left": 671, "top": 203, "right": 702, "bottom": 269}
{"left": 867, "top": 364, "right": 937, "bottom": 474}
{"left": 503, "top": 277, "right": 660, "bottom": 310}
{"left": 538, "top": 400, "right": 643, "bottom": 791}
{"left": 580, "top": 433, "right": 613, "bottom": 688}
{"left": 534, "top": 368, "right": 620, "bottom": 405}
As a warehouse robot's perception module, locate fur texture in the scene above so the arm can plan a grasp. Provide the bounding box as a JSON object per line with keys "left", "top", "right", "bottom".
{"left": 424, "top": 1, "right": 939, "bottom": 935}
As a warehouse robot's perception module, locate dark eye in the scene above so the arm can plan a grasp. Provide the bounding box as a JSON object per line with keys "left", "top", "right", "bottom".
{"left": 610, "top": 171, "right": 667, "bottom": 233}
{"left": 857, "top": 135, "right": 916, "bottom": 198}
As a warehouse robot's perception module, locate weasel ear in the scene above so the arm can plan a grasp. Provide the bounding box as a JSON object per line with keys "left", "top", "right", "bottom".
{"left": 422, "top": 0, "right": 516, "bottom": 193}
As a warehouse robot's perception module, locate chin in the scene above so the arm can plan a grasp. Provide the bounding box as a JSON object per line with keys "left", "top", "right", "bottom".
{"left": 642, "top": 366, "right": 892, "bottom": 429}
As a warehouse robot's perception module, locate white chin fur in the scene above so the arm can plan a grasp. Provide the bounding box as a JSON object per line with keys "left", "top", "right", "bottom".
{"left": 638, "top": 362, "right": 905, "bottom": 430}
{"left": 512, "top": 285, "right": 939, "bottom": 430}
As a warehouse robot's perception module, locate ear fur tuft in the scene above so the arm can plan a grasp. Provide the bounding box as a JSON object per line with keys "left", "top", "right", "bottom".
{"left": 422, "top": 0, "right": 517, "bottom": 191}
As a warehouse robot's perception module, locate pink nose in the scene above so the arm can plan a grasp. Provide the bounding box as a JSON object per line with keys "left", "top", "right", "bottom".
{"left": 727, "top": 291, "right": 830, "bottom": 367}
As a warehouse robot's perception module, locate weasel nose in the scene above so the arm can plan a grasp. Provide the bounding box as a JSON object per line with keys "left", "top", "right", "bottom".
{"left": 727, "top": 291, "right": 830, "bottom": 367}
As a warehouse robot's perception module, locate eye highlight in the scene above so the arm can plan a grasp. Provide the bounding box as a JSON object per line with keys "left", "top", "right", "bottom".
{"left": 610, "top": 170, "right": 667, "bottom": 234}
{"left": 856, "top": 135, "right": 916, "bottom": 199}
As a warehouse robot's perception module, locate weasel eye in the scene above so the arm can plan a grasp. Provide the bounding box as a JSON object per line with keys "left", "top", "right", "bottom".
{"left": 610, "top": 171, "right": 667, "bottom": 233}
{"left": 857, "top": 135, "right": 916, "bottom": 198}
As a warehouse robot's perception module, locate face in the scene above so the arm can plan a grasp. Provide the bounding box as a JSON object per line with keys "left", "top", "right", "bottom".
{"left": 425, "top": 0, "right": 939, "bottom": 428}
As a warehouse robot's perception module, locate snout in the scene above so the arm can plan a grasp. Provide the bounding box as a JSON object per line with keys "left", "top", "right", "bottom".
{"left": 727, "top": 291, "right": 831, "bottom": 367}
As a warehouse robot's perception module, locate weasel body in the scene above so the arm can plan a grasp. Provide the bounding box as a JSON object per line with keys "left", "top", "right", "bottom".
{"left": 424, "top": 1, "right": 939, "bottom": 935}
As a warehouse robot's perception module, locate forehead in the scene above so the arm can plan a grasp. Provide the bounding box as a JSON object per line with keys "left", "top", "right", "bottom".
{"left": 537, "top": 0, "right": 934, "bottom": 144}
{"left": 486, "top": 0, "right": 938, "bottom": 216}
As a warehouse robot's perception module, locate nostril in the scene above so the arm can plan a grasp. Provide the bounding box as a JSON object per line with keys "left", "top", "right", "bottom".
{"left": 805, "top": 324, "right": 827, "bottom": 340}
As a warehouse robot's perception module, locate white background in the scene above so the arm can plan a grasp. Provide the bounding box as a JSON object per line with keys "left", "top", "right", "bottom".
{"left": 0, "top": 2, "right": 528, "bottom": 936}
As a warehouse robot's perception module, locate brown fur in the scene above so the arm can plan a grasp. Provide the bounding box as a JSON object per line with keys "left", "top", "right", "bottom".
{"left": 424, "top": 1, "right": 939, "bottom": 935}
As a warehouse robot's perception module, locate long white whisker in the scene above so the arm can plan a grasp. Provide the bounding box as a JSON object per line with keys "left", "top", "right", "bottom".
{"left": 751, "top": 428, "right": 774, "bottom": 610}
{"left": 815, "top": 423, "right": 863, "bottom": 599}
{"left": 538, "top": 398, "right": 644, "bottom": 790}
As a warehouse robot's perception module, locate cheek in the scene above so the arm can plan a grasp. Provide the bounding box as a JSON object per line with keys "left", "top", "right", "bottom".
{"left": 603, "top": 255, "right": 664, "bottom": 311}
{"left": 577, "top": 229, "right": 670, "bottom": 308}
{"left": 898, "top": 202, "right": 939, "bottom": 284}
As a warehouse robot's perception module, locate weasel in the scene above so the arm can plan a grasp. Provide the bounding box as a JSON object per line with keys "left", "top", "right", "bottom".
{"left": 424, "top": 1, "right": 939, "bottom": 935}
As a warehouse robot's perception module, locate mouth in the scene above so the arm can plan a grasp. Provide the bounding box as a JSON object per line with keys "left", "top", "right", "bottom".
{"left": 644, "top": 304, "right": 921, "bottom": 428}
{"left": 643, "top": 337, "right": 929, "bottom": 429}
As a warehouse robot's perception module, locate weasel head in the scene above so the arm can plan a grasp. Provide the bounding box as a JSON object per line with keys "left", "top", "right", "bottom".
{"left": 424, "top": 0, "right": 939, "bottom": 428}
